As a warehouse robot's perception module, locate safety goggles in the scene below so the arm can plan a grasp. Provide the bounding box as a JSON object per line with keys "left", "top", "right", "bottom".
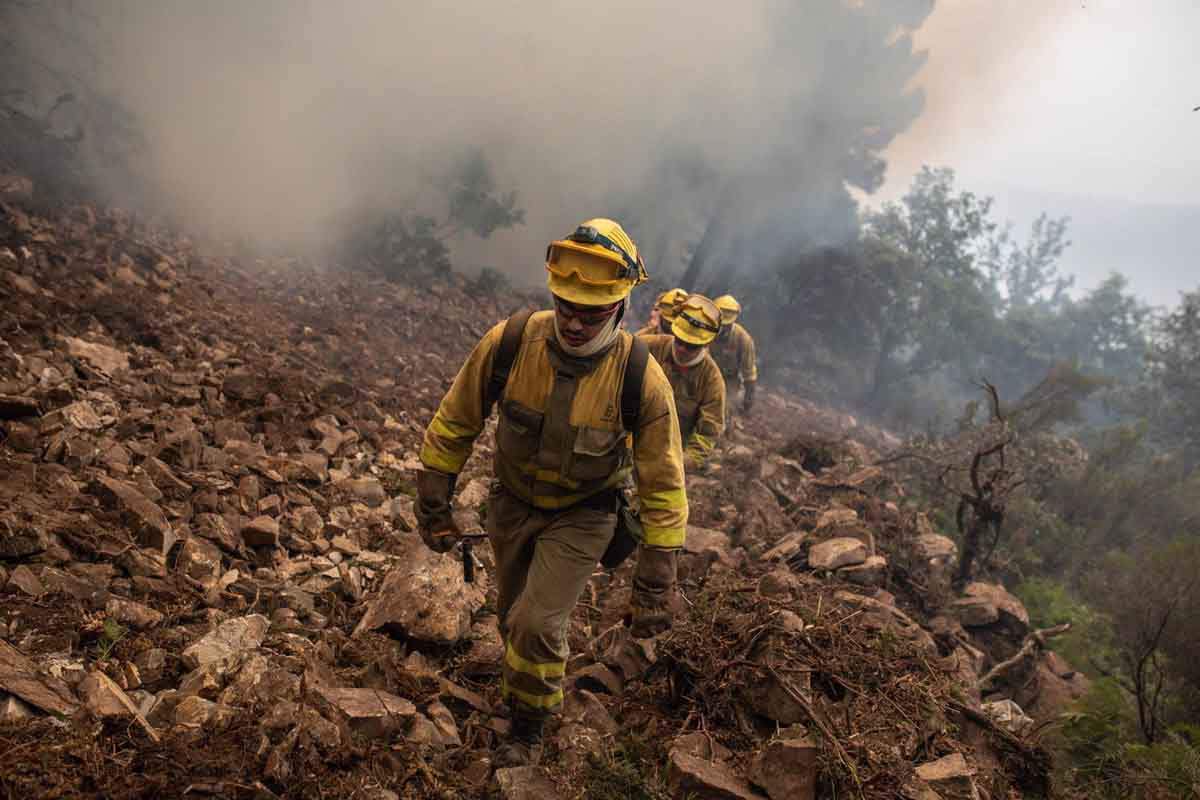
{"left": 546, "top": 226, "right": 647, "bottom": 286}
{"left": 553, "top": 296, "right": 621, "bottom": 327}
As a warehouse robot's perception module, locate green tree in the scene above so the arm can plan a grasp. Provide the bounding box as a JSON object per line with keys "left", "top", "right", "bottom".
{"left": 1086, "top": 538, "right": 1200, "bottom": 744}
{"left": 857, "top": 166, "right": 997, "bottom": 408}
{"left": 1143, "top": 289, "right": 1200, "bottom": 471}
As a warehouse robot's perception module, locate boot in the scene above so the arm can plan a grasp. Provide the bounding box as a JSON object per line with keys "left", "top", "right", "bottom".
{"left": 494, "top": 713, "right": 545, "bottom": 768}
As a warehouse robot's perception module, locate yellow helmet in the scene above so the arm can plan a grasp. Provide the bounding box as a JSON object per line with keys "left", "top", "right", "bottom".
{"left": 672, "top": 294, "right": 722, "bottom": 346}
{"left": 546, "top": 218, "right": 647, "bottom": 305}
{"left": 714, "top": 294, "right": 741, "bottom": 325}
{"left": 657, "top": 287, "right": 688, "bottom": 322}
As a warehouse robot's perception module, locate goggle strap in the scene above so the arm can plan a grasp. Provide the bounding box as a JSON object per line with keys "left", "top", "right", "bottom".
{"left": 681, "top": 312, "right": 720, "bottom": 334}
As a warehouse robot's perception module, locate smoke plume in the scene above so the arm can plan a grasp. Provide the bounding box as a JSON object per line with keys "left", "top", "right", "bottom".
{"left": 6, "top": 0, "right": 937, "bottom": 286}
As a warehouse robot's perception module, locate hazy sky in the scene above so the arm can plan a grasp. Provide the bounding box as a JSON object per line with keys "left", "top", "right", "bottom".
{"left": 880, "top": 0, "right": 1199, "bottom": 306}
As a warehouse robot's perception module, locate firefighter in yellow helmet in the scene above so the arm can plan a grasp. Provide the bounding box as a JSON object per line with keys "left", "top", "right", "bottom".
{"left": 634, "top": 287, "right": 687, "bottom": 337}
{"left": 416, "top": 219, "right": 687, "bottom": 766}
{"left": 638, "top": 294, "right": 726, "bottom": 470}
{"left": 711, "top": 295, "right": 758, "bottom": 418}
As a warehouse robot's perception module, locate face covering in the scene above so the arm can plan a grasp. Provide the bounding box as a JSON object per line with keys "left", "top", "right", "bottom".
{"left": 553, "top": 298, "right": 626, "bottom": 357}
{"left": 673, "top": 342, "right": 708, "bottom": 367}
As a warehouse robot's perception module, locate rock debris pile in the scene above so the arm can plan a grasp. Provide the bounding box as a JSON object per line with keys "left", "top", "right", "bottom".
{"left": 0, "top": 186, "right": 1077, "bottom": 798}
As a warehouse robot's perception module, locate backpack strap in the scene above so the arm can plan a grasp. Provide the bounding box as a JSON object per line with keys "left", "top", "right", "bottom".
{"left": 621, "top": 335, "right": 649, "bottom": 436}
{"left": 484, "top": 309, "right": 534, "bottom": 418}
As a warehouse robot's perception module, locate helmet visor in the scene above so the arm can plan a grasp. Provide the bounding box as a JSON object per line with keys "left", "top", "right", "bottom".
{"left": 546, "top": 241, "right": 630, "bottom": 286}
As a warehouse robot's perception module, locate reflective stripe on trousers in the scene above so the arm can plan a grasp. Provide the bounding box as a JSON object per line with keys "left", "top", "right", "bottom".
{"left": 487, "top": 483, "right": 616, "bottom": 716}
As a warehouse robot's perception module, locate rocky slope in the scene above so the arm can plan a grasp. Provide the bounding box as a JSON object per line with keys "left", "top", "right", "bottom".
{"left": 0, "top": 185, "right": 1081, "bottom": 799}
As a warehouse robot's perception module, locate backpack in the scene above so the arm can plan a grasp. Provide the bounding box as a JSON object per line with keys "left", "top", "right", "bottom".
{"left": 484, "top": 310, "right": 651, "bottom": 567}
{"left": 483, "top": 310, "right": 649, "bottom": 434}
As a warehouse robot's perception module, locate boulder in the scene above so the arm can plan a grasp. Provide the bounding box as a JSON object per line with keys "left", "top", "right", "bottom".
{"left": 563, "top": 689, "right": 618, "bottom": 735}
{"left": 749, "top": 735, "right": 817, "bottom": 800}
{"left": 0, "top": 694, "right": 35, "bottom": 722}
{"left": 981, "top": 699, "right": 1034, "bottom": 735}
{"left": 0, "top": 641, "right": 78, "bottom": 715}
{"left": 961, "top": 582, "right": 1030, "bottom": 633}
{"left": 79, "top": 670, "right": 140, "bottom": 719}
{"left": 352, "top": 549, "right": 486, "bottom": 645}
{"left": 668, "top": 749, "right": 765, "bottom": 800}
{"left": 807, "top": 538, "right": 868, "bottom": 571}
{"left": 838, "top": 554, "right": 887, "bottom": 587}
{"left": 92, "top": 476, "right": 176, "bottom": 555}
{"left": 685, "top": 525, "right": 732, "bottom": 557}
{"left": 63, "top": 337, "right": 129, "bottom": 375}
{"left": 7, "top": 564, "right": 45, "bottom": 596}
{"left": 181, "top": 614, "right": 270, "bottom": 670}
{"left": 242, "top": 515, "right": 280, "bottom": 548}
{"left": 312, "top": 686, "right": 416, "bottom": 739}
{"left": 0, "top": 519, "right": 45, "bottom": 559}
{"left": 106, "top": 597, "right": 165, "bottom": 630}
{"left": 949, "top": 596, "right": 999, "bottom": 627}
{"left": 0, "top": 394, "right": 39, "bottom": 420}
{"left": 221, "top": 372, "right": 267, "bottom": 403}
{"left": 572, "top": 663, "right": 624, "bottom": 696}
{"left": 494, "top": 766, "right": 564, "bottom": 800}
{"left": 761, "top": 532, "right": 806, "bottom": 563}
{"left": 335, "top": 477, "right": 387, "bottom": 508}
{"left": 744, "top": 670, "right": 811, "bottom": 725}
{"left": 914, "top": 753, "right": 980, "bottom": 800}
{"left": 176, "top": 536, "right": 223, "bottom": 583}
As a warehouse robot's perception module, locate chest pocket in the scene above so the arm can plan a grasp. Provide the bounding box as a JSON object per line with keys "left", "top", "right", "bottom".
{"left": 569, "top": 425, "right": 628, "bottom": 482}
{"left": 496, "top": 399, "right": 544, "bottom": 466}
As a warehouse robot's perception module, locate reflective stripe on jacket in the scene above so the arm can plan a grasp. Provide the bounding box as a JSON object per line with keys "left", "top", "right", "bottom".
{"left": 420, "top": 310, "right": 688, "bottom": 548}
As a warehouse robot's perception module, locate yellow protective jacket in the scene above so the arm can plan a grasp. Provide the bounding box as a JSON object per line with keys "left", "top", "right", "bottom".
{"left": 633, "top": 324, "right": 658, "bottom": 338}
{"left": 641, "top": 334, "right": 725, "bottom": 469}
{"left": 710, "top": 322, "right": 758, "bottom": 386}
{"left": 420, "top": 311, "right": 688, "bottom": 548}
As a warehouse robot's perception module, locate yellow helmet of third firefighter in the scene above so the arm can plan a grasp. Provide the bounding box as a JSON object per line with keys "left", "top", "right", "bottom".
{"left": 672, "top": 294, "right": 722, "bottom": 346}
{"left": 714, "top": 295, "right": 741, "bottom": 326}
{"left": 656, "top": 287, "right": 688, "bottom": 322}
{"left": 545, "top": 218, "right": 648, "bottom": 305}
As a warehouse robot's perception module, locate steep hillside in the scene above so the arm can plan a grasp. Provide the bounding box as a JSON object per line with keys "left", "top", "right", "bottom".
{"left": 0, "top": 189, "right": 1074, "bottom": 799}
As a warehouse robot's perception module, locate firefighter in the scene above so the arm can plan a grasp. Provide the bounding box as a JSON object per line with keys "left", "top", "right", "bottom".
{"left": 416, "top": 219, "right": 687, "bottom": 766}
{"left": 638, "top": 294, "right": 725, "bottom": 470}
{"left": 711, "top": 295, "right": 758, "bottom": 419}
{"left": 634, "top": 287, "right": 687, "bottom": 336}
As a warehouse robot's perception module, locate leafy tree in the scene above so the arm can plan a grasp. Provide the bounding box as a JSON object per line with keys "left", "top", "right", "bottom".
{"left": 1143, "top": 289, "right": 1200, "bottom": 471}
{"left": 982, "top": 213, "right": 1073, "bottom": 314}
{"left": 857, "top": 167, "right": 997, "bottom": 408}
{"left": 1085, "top": 538, "right": 1200, "bottom": 744}
{"left": 338, "top": 151, "right": 524, "bottom": 281}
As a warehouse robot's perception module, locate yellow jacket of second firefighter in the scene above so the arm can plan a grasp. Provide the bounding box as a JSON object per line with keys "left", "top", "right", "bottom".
{"left": 710, "top": 322, "right": 758, "bottom": 385}
{"left": 640, "top": 334, "right": 725, "bottom": 468}
{"left": 420, "top": 311, "right": 688, "bottom": 548}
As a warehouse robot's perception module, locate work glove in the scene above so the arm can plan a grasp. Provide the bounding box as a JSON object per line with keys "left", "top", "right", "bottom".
{"left": 416, "top": 469, "right": 460, "bottom": 553}
{"left": 742, "top": 381, "right": 756, "bottom": 414}
{"left": 628, "top": 546, "right": 677, "bottom": 638}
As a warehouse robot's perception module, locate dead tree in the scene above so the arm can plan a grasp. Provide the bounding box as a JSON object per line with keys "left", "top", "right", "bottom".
{"left": 877, "top": 380, "right": 1026, "bottom": 589}
{"left": 946, "top": 382, "right": 1025, "bottom": 588}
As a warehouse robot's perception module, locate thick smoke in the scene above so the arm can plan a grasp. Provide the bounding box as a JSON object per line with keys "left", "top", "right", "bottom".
{"left": 9, "top": 0, "right": 936, "bottom": 285}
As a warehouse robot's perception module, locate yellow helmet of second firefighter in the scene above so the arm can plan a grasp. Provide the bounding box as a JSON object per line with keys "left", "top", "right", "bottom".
{"left": 672, "top": 294, "right": 722, "bottom": 346}
{"left": 714, "top": 294, "right": 741, "bottom": 326}
{"left": 656, "top": 287, "right": 688, "bottom": 322}
{"left": 545, "top": 218, "right": 648, "bottom": 305}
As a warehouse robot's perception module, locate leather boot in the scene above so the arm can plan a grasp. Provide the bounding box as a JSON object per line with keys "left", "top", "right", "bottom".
{"left": 494, "top": 713, "right": 545, "bottom": 768}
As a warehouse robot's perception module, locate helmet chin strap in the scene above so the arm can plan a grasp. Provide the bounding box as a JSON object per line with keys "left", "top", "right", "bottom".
{"left": 554, "top": 298, "right": 625, "bottom": 357}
